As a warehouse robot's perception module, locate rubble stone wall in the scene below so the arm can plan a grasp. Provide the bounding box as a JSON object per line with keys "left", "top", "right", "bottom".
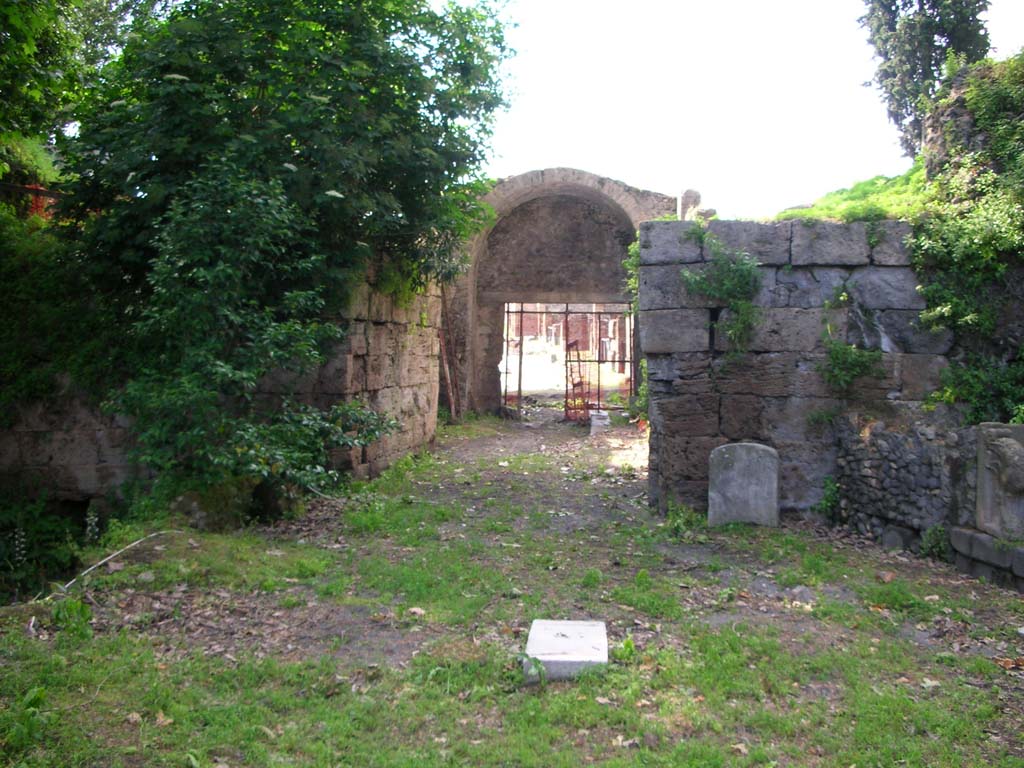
{"left": 0, "top": 285, "right": 440, "bottom": 499}
{"left": 640, "top": 218, "right": 951, "bottom": 514}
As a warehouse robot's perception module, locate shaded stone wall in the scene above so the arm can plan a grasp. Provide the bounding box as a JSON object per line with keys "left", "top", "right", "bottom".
{"left": 0, "top": 286, "right": 440, "bottom": 499}
{"left": 833, "top": 409, "right": 976, "bottom": 545}
{"left": 640, "top": 219, "right": 950, "bottom": 513}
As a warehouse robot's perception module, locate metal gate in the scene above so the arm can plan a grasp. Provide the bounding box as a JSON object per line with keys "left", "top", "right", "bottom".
{"left": 501, "top": 302, "right": 635, "bottom": 421}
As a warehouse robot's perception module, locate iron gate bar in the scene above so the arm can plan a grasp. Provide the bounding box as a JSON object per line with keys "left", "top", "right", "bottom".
{"left": 500, "top": 302, "right": 634, "bottom": 418}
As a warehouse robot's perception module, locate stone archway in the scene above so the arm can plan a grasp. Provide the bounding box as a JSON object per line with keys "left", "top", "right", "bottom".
{"left": 448, "top": 168, "right": 691, "bottom": 413}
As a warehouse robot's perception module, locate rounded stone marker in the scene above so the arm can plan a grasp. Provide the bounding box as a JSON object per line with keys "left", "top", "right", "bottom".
{"left": 708, "top": 442, "right": 779, "bottom": 527}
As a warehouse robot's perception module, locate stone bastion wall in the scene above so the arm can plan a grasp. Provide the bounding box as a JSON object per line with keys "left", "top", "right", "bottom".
{"left": 0, "top": 284, "right": 440, "bottom": 501}
{"left": 638, "top": 218, "right": 951, "bottom": 513}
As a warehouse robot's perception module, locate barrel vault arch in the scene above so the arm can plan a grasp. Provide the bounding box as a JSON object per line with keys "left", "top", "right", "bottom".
{"left": 447, "top": 168, "right": 690, "bottom": 413}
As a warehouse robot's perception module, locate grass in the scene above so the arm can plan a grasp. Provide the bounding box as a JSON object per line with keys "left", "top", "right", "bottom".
{"left": 775, "top": 158, "right": 928, "bottom": 223}
{"left": 2, "top": 417, "right": 1022, "bottom": 766}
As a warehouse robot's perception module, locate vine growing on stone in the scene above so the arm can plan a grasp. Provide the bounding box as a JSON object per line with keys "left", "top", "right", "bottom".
{"left": 680, "top": 229, "right": 762, "bottom": 354}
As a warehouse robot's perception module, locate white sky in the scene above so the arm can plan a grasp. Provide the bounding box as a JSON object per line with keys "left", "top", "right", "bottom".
{"left": 483, "top": 0, "right": 1024, "bottom": 220}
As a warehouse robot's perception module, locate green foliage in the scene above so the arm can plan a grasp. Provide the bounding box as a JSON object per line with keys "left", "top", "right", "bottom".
{"left": 62, "top": 0, "right": 506, "bottom": 299}
{"left": 818, "top": 338, "right": 884, "bottom": 393}
{"left": 110, "top": 164, "right": 394, "bottom": 489}
{"left": 860, "top": 0, "right": 990, "bottom": 155}
{"left": 623, "top": 235, "right": 641, "bottom": 316}
{"left": 680, "top": 231, "right": 762, "bottom": 354}
{"left": 1, "top": 686, "right": 52, "bottom": 755}
{"left": 610, "top": 634, "right": 639, "bottom": 665}
{"left": 775, "top": 159, "right": 928, "bottom": 222}
{"left": 2, "top": 0, "right": 509, "bottom": 498}
{"left": 911, "top": 53, "right": 1024, "bottom": 421}
{"left": 0, "top": 495, "right": 80, "bottom": 601}
{"left": 926, "top": 354, "right": 1024, "bottom": 423}
{"left": 51, "top": 596, "right": 93, "bottom": 640}
{"left": 666, "top": 500, "right": 706, "bottom": 540}
{"left": 811, "top": 476, "right": 841, "bottom": 523}
{"left": 0, "top": 0, "right": 82, "bottom": 135}
{"left": 0, "top": 204, "right": 121, "bottom": 419}
{"left": 919, "top": 525, "right": 951, "bottom": 561}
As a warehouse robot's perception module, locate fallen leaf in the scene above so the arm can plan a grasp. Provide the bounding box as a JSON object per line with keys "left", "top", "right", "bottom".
{"left": 921, "top": 678, "right": 941, "bottom": 689}
{"left": 923, "top": 594, "right": 940, "bottom": 602}
{"left": 877, "top": 571, "right": 896, "bottom": 584}
{"left": 407, "top": 607, "right": 426, "bottom": 617}
{"left": 595, "top": 696, "right": 613, "bottom": 706}
{"left": 126, "top": 712, "right": 142, "bottom": 724}
{"left": 106, "top": 561, "right": 125, "bottom": 573}
{"left": 155, "top": 711, "right": 174, "bottom": 727}
{"left": 731, "top": 743, "right": 749, "bottom": 756}
{"left": 258, "top": 725, "right": 277, "bottom": 739}
{"left": 994, "top": 657, "right": 1024, "bottom": 670}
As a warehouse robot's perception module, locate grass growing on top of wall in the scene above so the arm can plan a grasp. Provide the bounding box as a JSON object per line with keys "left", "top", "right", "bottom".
{"left": 774, "top": 159, "right": 928, "bottom": 223}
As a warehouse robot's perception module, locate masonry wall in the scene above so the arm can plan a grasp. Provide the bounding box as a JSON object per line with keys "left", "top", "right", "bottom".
{"left": 640, "top": 219, "right": 951, "bottom": 513}
{"left": 0, "top": 285, "right": 440, "bottom": 500}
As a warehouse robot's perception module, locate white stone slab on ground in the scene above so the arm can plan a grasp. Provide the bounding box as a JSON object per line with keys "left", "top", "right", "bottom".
{"left": 589, "top": 410, "right": 611, "bottom": 436}
{"left": 523, "top": 619, "right": 608, "bottom": 682}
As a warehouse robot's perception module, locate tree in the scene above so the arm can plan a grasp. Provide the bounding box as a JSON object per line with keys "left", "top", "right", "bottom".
{"left": 861, "top": 0, "right": 990, "bottom": 156}
{"left": 0, "top": 0, "right": 82, "bottom": 135}
{"left": 58, "top": 0, "right": 507, "bottom": 494}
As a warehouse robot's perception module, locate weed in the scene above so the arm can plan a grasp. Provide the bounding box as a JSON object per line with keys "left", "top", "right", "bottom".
{"left": 680, "top": 231, "right": 762, "bottom": 354}
{"left": 51, "top": 596, "right": 92, "bottom": 640}
{"left": 580, "top": 568, "right": 602, "bottom": 588}
{"left": 2, "top": 686, "right": 51, "bottom": 754}
{"left": 811, "top": 476, "right": 841, "bottom": 523}
{"left": 665, "top": 501, "right": 706, "bottom": 540}
{"left": 610, "top": 634, "right": 639, "bottom": 665}
{"left": 818, "top": 338, "right": 884, "bottom": 392}
{"left": 919, "top": 525, "right": 951, "bottom": 562}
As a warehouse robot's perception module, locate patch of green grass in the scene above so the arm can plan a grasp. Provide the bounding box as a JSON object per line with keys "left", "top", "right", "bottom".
{"left": 580, "top": 568, "right": 603, "bottom": 589}
{"left": 856, "top": 578, "right": 938, "bottom": 621}
{"left": 775, "top": 159, "right": 926, "bottom": 223}
{"left": 610, "top": 569, "right": 682, "bottom": 620}
{"left": 354, "top": 541, "right": 505, "bottom": 624}
{"left": 82, "top": 530, "right": 334, "bottom": 593}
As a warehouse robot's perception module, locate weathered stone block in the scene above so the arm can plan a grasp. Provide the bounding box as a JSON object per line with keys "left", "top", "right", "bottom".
{"left": 638, "top": 221, "right": 703, "bottom": 266}
{"left": 773, "top": 267, "right": 851, "bottom": 309}
{"left": 791, "top": 221, "right": 870, "bottom": 266}
{"left": 899, "top": 355, "right": 948, "bottom": 401}
{"left": 719, "top": 395, "right": 765, "bottom": 440}
{"left": 847, "top": 267, "right": 926, "bottom": 310}
{"left": 876, "top": 311, "right": 953, "bottom": 354}
{"left": 870, "top": 221, "right": 913, "bottom": 266}
{"left": 715, "top": 308, "right": 837, "bottom": 353}
{"left": 882, "top": 524, "right": 915, "bottom": 551}
{"left": 712, "top": 353, "right": 830, "bottom": 398}
{"left": 762, "top": 397, "right": 843, "bottom": 442}
{"left": 950, "top": 526, "right": 973, "bottom": 556}
{"left": 638, "top": 309, "right": 710, "bottom": 354}
{"left": 775, "top": 438, "right": 837, "bottom": 510}
{"left": 638, "top": 265, "right": 686, "bottom": 311}
{"left": 523, "top": 620, "right": 608, "bottom": 682}
{"left": 708, "top": 220, "right": 791, "bottom": 265}
{"left": 708, "top": 443, "right": 779, "bottom": 527}
{"left": 1013, "top": 546, "right": 1024, "bottom": 578}
{"left": 976, "top": 423, "right": 1024, "bottom": 540}
{"left": 649, "top": 394, "right": 720, "bottom": 436}
{"left": 656, "top": 434, "right": 729, "bottom": 480}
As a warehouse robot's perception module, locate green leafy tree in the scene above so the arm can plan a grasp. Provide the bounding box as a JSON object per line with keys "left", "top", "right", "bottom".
{"left": 0, "top": 0, "right": 82, "bottom": 135}
{"left": 860, "top": 0, "right": 990, "bottom": 156}
{"left": 55, "top": 0, "right": 507, "bottom": 495}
